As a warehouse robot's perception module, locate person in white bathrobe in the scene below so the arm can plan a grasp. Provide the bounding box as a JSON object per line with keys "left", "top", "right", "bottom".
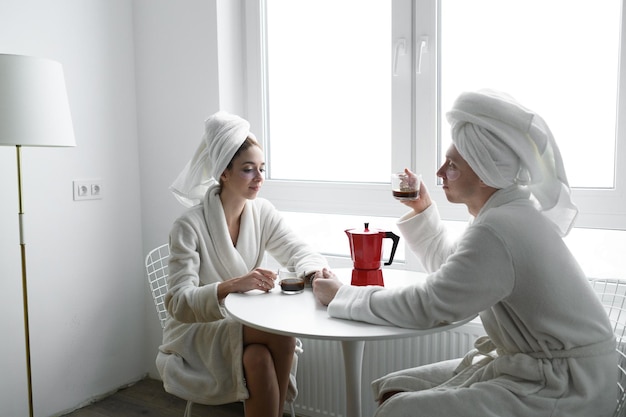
{"left": 313, "top": 90, "right": 617, "bottom": 417}
{"left": 157, "top": 111, "right": 328, "bottom": 417}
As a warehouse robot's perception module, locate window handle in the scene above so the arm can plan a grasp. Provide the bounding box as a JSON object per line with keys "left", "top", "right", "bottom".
{"left": 416, "top": 36, "right": 429, "bottom": 74}
{"left": 393, "top": 38, "right": 406, "bottom": 76}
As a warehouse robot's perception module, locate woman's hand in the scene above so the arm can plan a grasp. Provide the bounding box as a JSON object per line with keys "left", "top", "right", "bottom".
{"left": 312, "top": 268, "right": 343, "bottom": 306}
{"left": 218, "top": 268, "right": 276, "bottom": 300}
{"left": 399, "top": 168, "right": 432, "bottom": 214}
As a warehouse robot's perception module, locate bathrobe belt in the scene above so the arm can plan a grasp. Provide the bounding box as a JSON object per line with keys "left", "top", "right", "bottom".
{"left": 463, "top": 335, "right": 616, "bottom": 365}
{"left": 438, "top": 335, "right": 618, "bottom": 390}
{"left": 524, "top": 337, "right": 616, "bottom": 359}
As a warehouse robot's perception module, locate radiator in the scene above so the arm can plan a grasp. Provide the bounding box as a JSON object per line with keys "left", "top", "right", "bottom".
{"left": 292, "top": 321, "right": 486, "bottom": 417}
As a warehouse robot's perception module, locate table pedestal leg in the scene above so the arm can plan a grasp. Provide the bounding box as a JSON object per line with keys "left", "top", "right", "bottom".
{"left": 341, "top": 340, "right": 365, "bottom": 417}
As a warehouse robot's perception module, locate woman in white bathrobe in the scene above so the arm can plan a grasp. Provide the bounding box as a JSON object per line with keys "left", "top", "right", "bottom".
{"left": 156, "top": 112, "right": 328, "bottom": 417}
{"left": 313, "top": 90, "right": 616, "bottom": 417}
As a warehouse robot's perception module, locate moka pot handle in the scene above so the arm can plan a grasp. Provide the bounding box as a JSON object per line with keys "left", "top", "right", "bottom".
{"left": 383, "top": 231, "right": 400, "bottom": 266}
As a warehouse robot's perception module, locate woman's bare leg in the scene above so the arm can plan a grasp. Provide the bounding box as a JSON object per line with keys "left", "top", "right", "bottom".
{"left": 242, "top": 343, "right": 279, "bottom": 416}
{"left": 243, "top": 325, "right": 296, "bottom": 417}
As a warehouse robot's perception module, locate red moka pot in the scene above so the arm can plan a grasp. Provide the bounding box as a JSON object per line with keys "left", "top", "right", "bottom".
{"left": 345, "top": 222, "right": 400, "bottom": 286}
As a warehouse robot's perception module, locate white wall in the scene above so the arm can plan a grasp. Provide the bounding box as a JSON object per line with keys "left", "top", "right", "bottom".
{"left": 0, "top": 0, "right": 145, "bottom": 415}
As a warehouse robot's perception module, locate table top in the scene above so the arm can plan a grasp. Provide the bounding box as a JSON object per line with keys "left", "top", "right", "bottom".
{"left": 224, "top": 268, "right": 475, "bottom": 341}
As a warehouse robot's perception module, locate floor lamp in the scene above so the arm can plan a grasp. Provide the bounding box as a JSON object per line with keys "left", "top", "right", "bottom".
{"left": 0, "top": 54, "right": 76, "bottom": 417}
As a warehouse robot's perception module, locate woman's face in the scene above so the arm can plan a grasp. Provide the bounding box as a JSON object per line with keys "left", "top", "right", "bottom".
{"left": 436, "top": 144, "right": 483, "bottom": 206}
{"left": 220, "top": 145, "right": 265, "bottom": 199}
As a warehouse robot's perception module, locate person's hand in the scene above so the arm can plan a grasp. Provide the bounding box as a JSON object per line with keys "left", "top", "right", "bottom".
{"left": 240, "top": 268, "right": 277, "bottom": 292}
{"left": 399, "top": 168, "right": 432, "bottom": 214}
{"left": 218, "top": 268, "right": 276, "bottom": 299}
{"left": 312, "top": 268, "right": 343, "bottom": 306}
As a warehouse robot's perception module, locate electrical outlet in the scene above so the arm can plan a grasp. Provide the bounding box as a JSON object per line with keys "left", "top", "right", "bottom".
{"left": 73, "top": 179, "right": 103, "bottom": 201}
{"left": 91, "top": 183, "right": 102, "bottom": 197}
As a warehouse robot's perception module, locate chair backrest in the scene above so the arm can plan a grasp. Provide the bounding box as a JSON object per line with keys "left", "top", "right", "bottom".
{"left": 589, "top": 278, "right": 626, "bottom": 417}
{"left": 145, "top": 243, "right": 171, "bottom": 329}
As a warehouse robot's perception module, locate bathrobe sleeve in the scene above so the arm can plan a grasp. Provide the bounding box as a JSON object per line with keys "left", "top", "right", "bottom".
{"left": 396, "top": 203, "right": 458, "bottom": 272}
{"left": 166, "top": 209, "right": 225, "bottom": 323}
{"left": 328, "top": 205, "right": 515, "bottom": 329}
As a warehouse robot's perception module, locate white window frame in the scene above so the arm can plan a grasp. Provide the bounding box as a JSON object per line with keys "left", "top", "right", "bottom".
{"left": 243, "top": 0, "right": 626, "bottom": 231}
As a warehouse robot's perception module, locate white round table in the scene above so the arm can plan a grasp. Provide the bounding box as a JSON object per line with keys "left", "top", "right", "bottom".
{"left": 224, "top": 268, "right": 475, "bottom": 417}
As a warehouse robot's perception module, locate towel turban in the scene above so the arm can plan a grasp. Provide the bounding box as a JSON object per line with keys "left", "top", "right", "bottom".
{"left": 170, "top": 111, "right": 256, "bottom": 207}
{"left": 446, "top": 89, "right": 578, "bottom": 236}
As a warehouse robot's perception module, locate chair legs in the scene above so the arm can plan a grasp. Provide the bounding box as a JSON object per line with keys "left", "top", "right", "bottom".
{"left": 183, "top": 400, "right": 193, "bottom": 417}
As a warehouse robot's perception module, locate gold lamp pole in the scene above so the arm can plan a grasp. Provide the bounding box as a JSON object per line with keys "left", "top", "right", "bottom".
{"left": 0, "top": 54, "right": 76, "bottom": 417}
{"left": 16, "top": 144, "right": 34, "bottom": 417}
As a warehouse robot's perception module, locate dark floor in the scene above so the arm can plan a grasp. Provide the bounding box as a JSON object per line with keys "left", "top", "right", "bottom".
{"left": 60, "top": 378, "right": 245, "bottom": 417}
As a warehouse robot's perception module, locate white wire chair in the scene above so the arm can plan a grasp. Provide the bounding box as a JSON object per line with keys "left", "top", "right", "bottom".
{"left": 589, "top": 278, "right": 626, "bottom": 417}
{"left": 145, "top": 243, "right": 298, "bottom": 417}
{"left": 146, "top": 243, "right": 170, "bottom": 329}
{"left": 145, "top": 243, "right": 194, "bottom": 417}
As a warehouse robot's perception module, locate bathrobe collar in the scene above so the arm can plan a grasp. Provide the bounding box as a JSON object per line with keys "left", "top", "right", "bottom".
{"left": 202, "top": 184, "right": 260, "bottom": 278}
{"left": 472, "top": 185, "right": 551, "bottom": 229}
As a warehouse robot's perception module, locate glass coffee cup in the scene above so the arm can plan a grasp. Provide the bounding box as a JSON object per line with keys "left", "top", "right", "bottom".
{"left": 391, "top": 172, "right": 421, "bottom": 201}
{"left": 278, "top": 266, "right": 305, "bottom": 294}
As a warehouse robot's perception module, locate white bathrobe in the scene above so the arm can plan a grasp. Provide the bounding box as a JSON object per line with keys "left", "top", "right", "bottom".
{"left": 328, "top": 186, "right": 616, "bottom": 417}
{"left": 156, "top": 184, "right": 328, "bottom": 405}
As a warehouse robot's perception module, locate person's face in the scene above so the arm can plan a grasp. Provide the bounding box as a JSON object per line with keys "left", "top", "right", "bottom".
{"left": 221, "top": 145, "right": 265, "bottom": 199}
{"left": 436, "top": 144, "right": 484, "bottom": 206}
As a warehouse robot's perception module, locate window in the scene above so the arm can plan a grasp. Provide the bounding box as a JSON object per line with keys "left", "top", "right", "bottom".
{"left": 246, "top": 0, "right": 414, "bottom": 223}
{"left": 245, "top": 0, "right": 626, "bottom": 249}
{"left": 264, "top": 0, "right": 392, "bottom": 183}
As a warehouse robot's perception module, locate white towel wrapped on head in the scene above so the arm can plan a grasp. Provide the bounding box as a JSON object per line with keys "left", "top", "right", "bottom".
{"left": 170, "top": 111, "right": 256, "bottom": 207}
{"left": 446, "top": 89, "right": 578, "bottom": 236}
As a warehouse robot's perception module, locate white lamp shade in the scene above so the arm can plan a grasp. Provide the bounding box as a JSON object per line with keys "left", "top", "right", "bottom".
{"left": 0, "top": 53, "right": 75, "bottom": 147}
